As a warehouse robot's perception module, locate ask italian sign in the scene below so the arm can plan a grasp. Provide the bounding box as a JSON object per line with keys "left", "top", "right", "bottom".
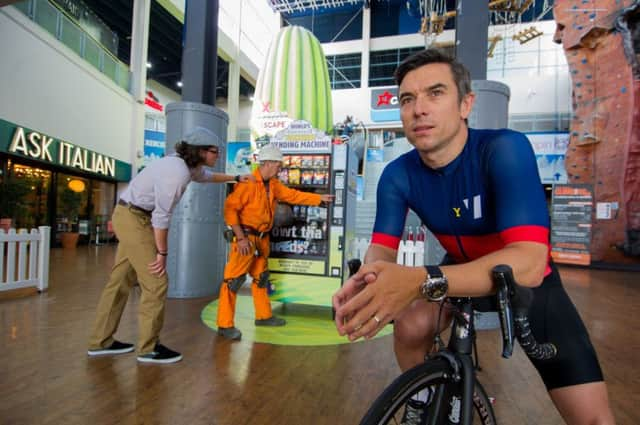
{"left": 0, "top": 118, "right": 131, "bottom": 181}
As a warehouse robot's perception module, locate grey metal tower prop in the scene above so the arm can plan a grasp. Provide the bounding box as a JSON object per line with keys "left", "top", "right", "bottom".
{"left": 166, "top": 0, "right": 228, "bottom": 298}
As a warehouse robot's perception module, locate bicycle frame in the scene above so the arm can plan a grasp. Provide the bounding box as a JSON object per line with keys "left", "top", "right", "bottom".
{"left": 425, "top": 298, "right": 477, "bottom": 425}
{"left": 359, "top": 265, "right": 557, "bottom": 425}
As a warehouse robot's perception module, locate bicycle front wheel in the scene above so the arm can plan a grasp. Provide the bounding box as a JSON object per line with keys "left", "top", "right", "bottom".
{"left": 360, "top": 358, "right": 496, "bottom": 425}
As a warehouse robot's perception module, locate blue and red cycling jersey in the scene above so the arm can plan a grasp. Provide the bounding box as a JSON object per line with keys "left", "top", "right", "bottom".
{"left": 372, "top": 128, "right": 551, "bottom": 269}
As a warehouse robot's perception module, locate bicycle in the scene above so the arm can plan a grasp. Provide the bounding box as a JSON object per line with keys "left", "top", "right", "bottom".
{"left": 360, "top": 265, "right": 558, "bottom": 425}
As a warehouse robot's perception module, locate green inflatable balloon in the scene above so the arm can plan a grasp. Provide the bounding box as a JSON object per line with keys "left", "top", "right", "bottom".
{"left": 250, "top": 26, "right": 333, "bottom": 141}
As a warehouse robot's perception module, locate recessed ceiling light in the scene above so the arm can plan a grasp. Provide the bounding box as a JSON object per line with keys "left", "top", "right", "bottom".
{"left": 177, "top": 81, "right": 183, "bottom": 87}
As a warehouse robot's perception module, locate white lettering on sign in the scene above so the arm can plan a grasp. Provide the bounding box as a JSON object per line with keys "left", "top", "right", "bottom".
{"left": 9, "top": 127, "right": 53, "bottom": 161}
{"left": 9, "top": 127, "right": 115, "bottom": 177}
{"left": 60, "top": 141, "right": 115, "bottom": 177}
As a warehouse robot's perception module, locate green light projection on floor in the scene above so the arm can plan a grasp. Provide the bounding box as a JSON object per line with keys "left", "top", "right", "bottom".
{"left": 201, "top": 295, "right": 392, "bottom": 346}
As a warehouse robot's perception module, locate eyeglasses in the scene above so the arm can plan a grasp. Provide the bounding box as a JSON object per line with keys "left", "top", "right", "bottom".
{"left": 207, "top": 149, "right": 220, "bottom": 155}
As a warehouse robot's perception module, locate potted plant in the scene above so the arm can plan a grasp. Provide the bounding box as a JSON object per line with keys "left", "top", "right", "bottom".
{"left": 59, "top": 187, "right": 83, "bottom": 248}
{"left": 0, "top": 177, "right": 31, "bottom": 232}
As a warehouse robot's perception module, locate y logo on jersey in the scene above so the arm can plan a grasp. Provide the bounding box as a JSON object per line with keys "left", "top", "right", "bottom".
{"left": 452, "top": 195, "right": 483, "bottom": 219}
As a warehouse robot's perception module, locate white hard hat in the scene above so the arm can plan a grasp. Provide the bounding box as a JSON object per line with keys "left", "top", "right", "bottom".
{"left": 258, "top": 144, "right": 283, "bottom": 162}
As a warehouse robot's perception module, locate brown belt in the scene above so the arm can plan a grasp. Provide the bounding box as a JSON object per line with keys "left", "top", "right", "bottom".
{"left": 242, "top": 226, "right": 268, "bottom": 238}
{"left": 118, "top": 199, "right": 152, "bottom": 216}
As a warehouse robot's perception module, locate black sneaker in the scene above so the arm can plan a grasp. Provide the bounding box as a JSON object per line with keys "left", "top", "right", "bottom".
{"left": 87, "top": 340, "right": 134, "bottom": 356}
{"left": 254, "top": 316, "right": 286, "bottom": 326}
{"left": 401, "top": 399, "right": 426, "bottom": 425}
{"left": 137, "top": 343, "right": 182, "bottom": 364}
{"left": 217, "top": 326, "right": 242, "bottom": 340}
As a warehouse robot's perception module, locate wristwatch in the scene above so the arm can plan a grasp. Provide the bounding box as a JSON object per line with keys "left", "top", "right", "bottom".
{"left": 420, "top": 265, "right": 448, "bottom": 302}
{"left": 234, "top": 175, "right": 241, "bottom": 182}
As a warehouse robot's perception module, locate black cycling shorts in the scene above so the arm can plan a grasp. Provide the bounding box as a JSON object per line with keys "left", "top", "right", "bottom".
{"left": 473, "top": 262, "right": 604, "bottom": 390}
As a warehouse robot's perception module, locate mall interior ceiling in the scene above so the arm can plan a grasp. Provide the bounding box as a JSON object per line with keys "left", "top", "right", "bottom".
{"left": 80, "top": 0, "right": 254, "bottom": 101}
{"left": 80, "top": 0, "right": 553, "bottom": 99}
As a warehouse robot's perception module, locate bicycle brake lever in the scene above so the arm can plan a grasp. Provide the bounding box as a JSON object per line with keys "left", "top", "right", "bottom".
{"left": 492, "top": 265, "right": 515, "bottom": 359}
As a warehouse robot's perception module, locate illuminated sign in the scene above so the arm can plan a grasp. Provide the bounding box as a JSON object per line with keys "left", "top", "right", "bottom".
{"left": 370, "top": 87, "right": 400, "bottom": 122}
{"left": 0, "top": 118, "right": 130, "bottom": 181}
{"left": 144, "top": 90, "right": 164, "bottom": 112}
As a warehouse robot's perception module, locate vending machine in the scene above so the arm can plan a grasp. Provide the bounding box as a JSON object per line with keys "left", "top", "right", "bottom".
{"left": 267, "top": 120, "right": 357, "bottom": 308}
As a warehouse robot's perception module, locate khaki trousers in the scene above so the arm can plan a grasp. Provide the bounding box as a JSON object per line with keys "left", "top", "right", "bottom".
{"left": 88, "top": 205, "right": 168, "bottom": 354}
{"left": 216, "top": 234, "right": 272, "bottom": 328}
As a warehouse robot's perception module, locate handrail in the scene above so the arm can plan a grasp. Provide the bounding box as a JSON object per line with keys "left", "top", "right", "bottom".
{"left": 13, "top": 0, "right": 130, "bottom": 91}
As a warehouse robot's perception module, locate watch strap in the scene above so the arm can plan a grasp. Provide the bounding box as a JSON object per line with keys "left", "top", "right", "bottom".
{"left": 424, "top": 265, "right": 443, "bottom": 279}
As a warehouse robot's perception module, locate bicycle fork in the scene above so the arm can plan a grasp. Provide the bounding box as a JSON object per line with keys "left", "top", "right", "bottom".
{"left": 427, "top": 299, "right": 476, "bottom": 425}
{"left": 425, "top": 353, "right": 475, "bottom": 424}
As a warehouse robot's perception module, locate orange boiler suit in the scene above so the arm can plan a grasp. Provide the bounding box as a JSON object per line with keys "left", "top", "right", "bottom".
{"left": 216, "top": 168, "right": 322, "bottom": 328}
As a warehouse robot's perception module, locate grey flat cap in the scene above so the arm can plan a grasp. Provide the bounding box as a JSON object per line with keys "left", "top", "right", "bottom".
{"left": 182, "top": 127, "right": 220, "bottom": 147}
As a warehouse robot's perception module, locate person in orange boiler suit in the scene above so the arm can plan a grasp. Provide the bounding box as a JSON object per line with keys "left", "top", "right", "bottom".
{"left": 216, "top": 144, "right": 334, "bottom": 340}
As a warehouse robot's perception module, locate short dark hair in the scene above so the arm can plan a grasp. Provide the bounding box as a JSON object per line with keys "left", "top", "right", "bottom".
{"left": 394, "top": 48, "right": 472, "bottom": 103}
{"left": 174, "top": 141, "right": 212, "bottom": 169}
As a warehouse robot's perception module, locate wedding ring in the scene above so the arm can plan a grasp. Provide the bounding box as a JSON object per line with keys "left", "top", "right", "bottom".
{"left": 373, "top": 315, "right": 381, "bottom": 324}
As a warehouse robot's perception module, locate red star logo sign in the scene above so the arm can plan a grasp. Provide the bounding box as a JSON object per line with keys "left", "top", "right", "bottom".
{"left": 377, "top": 90, "right": 394, "bottom": 106}
{"left": 262, "top": 101, "right": 271, "bottom": 113}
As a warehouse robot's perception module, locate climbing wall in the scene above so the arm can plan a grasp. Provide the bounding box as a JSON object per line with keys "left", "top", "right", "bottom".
{"left": 553, "top": 0, "right": 640, "bottom": 263}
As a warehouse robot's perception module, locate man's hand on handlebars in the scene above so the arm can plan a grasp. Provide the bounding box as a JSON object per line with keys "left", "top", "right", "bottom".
{"left": 332, "top": 261, "right": 425, "bottom": 342}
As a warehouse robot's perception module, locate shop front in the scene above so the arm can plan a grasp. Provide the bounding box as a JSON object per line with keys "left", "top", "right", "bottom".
{"left": 0, "top": 118, "right": 131, "bottom": 247}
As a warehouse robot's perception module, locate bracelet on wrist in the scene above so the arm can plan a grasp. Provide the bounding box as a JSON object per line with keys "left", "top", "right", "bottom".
{"left": 158, "top": 251, "right": 168, "bottom": 256}
{"left": 234, "top": 175, "right": 241, "bottom": 182}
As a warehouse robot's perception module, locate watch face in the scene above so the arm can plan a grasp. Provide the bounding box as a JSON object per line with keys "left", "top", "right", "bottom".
{"left": 429, "top": 279, "right": 448, "bottom": 300}
{"left": 422, "top": 277, "right": 448, "bottom": 301}
{"left": 422, "top": 266, "right": 448, "bottom": 301}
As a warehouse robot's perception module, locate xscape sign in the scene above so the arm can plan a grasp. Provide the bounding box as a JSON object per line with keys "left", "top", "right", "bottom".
{"left": 0, "top": 118, "right": 131, "bottom": 181}
{"left": 370, "top": 87, "right": 400, "bottom": 122}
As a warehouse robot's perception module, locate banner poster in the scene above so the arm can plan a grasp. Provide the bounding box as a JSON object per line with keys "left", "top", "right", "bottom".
{"left": 526, "top": 132, "right": 569, "bottom": 184}
{"left": 225, "top": 141, "right": 254, "bottom": 175}
{"left": 550, "top": 184, "right": 593, "bottom": 265}
{"left": 270, "top": 120, "right": 332, "bottom": 154}
{"left": 143, "top": 129, "right": 165, "bottom": 167}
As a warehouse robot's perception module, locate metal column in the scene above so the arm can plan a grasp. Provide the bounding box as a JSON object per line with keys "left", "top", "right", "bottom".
{"left": 454, "top": 0, "right": 489, "bottom": 80}
{"left": 166, "top": 0, "right": 229, "bottom": 298}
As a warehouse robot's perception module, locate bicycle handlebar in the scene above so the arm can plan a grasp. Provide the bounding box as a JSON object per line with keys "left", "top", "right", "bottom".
{"left": 491, "top": 265, "right": 557, "bottom": 361}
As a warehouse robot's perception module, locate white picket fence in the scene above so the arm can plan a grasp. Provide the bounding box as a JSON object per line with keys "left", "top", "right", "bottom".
{"left": 0, "top": 226, "right": 51, "bottom": 292}
{"left": 350, "top": 237, "right": 425, "bottom": 266}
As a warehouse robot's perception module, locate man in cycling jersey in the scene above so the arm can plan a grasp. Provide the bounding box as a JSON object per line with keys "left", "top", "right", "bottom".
{"left": 332, "top": 49, "right": 614, "bottom": 424}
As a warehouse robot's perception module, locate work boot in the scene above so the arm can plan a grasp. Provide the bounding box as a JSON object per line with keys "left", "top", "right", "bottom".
{"left": 254, "top": 316, "right": 286, "bottom": 326}
{"left": 217, "top": 326, "right": 242, "bottom": 340}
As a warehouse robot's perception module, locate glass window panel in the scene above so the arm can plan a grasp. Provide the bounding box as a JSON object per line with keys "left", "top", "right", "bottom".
{"left": 56, "top": 173, "right": 89, "bottom": 238}
{"left": 369, "top": 46, "right": 450, "bottom": 87}
{"left": 34, "top": 0, "right": 58, "bottom": 36}
{"left": 487, "top": 69, "right": 503, "bottom": 80}
{"left": 91, "top": 180, "right": 115, "bottom": 242}
{"left": 327, "top": 53, "right": 361, "bottom": 90}
{"left": 115, "top": 62, "right": 130, "bottom": 91}
{"left": 8, "top": 164, "right": 52, "bottom": 229}
{"left": 83, "top": 36, "right": 101, "bottom": 71}
{"left": 102, "top": 53, "right": 117, "bottom": 81}
{"left": 13, "top": 0, "right": 31, "bottom": 17}
{"left": 504, "top": 51, "right": 538, "bottom": 69}
{"left": 59, "top": 14, "right": 82, "bottom": 56}
{"left": 503, "top": 67, "right": 537, "bottom": 78}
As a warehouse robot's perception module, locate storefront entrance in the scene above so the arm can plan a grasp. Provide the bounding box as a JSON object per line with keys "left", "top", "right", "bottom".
{"left": 1, "top": 158, "right": 116, "bottom": 247}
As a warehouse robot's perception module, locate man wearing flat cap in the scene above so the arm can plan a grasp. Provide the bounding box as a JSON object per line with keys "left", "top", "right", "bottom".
{"left": 88, "top": 127, "right": 253, "bottom": 364}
